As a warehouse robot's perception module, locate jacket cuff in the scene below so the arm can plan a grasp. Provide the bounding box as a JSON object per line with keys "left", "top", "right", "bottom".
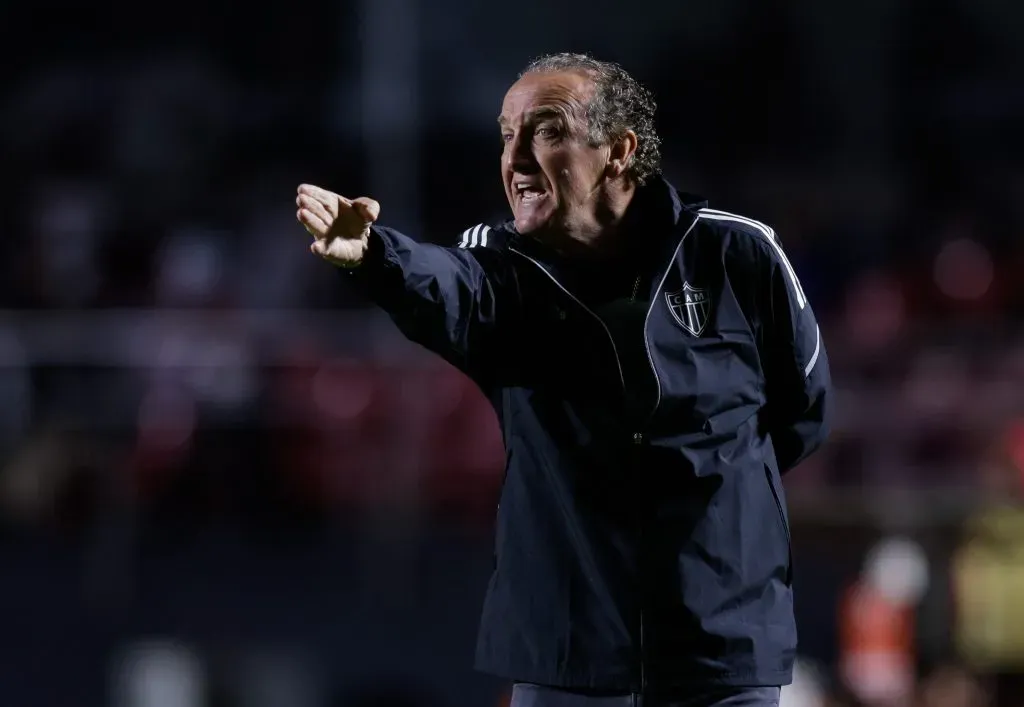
{"left": 342, "top": 227, "right": 392, "bottom": 278}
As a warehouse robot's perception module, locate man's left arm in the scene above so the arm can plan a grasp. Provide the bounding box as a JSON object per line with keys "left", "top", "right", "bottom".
{"left": 759, "top": 241, "right": 833, "bottom": 474}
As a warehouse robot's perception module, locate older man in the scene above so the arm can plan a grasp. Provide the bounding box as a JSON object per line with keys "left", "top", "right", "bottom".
{"left": 296, "top": 53, "right": 832, "bottom": 707}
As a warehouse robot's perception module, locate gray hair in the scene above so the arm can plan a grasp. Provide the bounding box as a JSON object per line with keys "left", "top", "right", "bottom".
{"left": 520, "top": 52, "right": 662, "bottom": 186}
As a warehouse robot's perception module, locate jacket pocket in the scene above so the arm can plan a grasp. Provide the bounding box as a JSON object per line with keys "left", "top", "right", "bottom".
{"left": 763, "top": 463, "right": 793, "bottom": 586}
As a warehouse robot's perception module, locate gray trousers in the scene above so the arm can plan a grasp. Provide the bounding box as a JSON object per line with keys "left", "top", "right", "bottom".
{"left": 509, "top": 684, "right": 782, "bottom": 707}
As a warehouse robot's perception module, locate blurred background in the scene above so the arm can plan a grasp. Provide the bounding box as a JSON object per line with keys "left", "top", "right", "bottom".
{"left": 1, "top": 0, "right": 1023, "bottom": 705}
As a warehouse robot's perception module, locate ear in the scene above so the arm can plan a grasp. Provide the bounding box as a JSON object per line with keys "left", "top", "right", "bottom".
{"left": 607, "top": 130, "right": 638, "bottom": 179}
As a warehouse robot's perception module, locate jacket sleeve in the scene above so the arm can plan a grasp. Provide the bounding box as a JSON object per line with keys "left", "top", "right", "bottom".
{"left": 759, "top": 238, "right": 833, "bottom": 474}
{"left": 346, "top": 224, "right": 514, "bottom": 373}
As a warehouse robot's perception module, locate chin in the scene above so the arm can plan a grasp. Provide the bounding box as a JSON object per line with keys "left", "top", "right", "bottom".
{"left": 514, "top": 217, "right": 539, "bottom": 234}
{"left": 514, "top": 210, "right": 556, "bottom": 236}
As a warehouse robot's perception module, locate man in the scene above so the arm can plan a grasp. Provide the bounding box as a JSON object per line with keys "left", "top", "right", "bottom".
{"left": 296, "top": 53, "right": 831, "bottom": 707}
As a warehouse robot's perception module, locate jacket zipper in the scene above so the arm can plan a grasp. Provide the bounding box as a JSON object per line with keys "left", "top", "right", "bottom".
{"left": 508, "top": 247, "right": 626, "bottom": 392}
{"left": 633, "top": 214, "right": 699, "bottom": 695}
{"left": 512, "top": 247, "right": 644, "bottom": 689}
{"left": 631, "top": 272, "right": 645, "bottom": 694}
{"left": 512, "top": 217, "right": 697, "bottom": 694}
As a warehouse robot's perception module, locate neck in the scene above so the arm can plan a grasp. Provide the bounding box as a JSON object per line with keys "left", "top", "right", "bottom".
{"left": 552, "top": 181, "right": 639, "bottom": 259}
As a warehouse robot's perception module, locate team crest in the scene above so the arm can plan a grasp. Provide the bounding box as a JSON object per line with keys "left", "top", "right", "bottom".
{"left": 665, "top": 283, "right": 711, "bottom": 337}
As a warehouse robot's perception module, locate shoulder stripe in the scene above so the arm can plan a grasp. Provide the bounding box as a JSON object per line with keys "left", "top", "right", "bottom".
{"left": 697, "top": 208, "right": 807, "bottom": 310}
{"left": 804, "top": 325, "right": 821, "bottom": 378}
{"left": 459, "top": 225, "right": 479, "bottom": 248}
{"left": 457, "top": 224, "right": 490, "bottom": 249}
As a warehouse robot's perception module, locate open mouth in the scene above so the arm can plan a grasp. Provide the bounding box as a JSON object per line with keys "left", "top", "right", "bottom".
{"left": 514, "top": 183, "right": 547, "bottom": 204}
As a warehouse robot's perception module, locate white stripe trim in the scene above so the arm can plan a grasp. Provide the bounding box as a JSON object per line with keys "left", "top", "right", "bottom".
{"left": 457, "top": 224, "right": 489, "bottom": 249}
{"left": 700, "top": 208, "right": 778, "bottom": 241}
{"left": 804, "top": 325, "right": 821, "bottom": 378}
{"left": 698, "top": 209, "right": 807, "bottom": 310}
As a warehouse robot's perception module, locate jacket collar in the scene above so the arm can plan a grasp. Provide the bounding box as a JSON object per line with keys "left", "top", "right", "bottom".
{"left": 506, "top": 176, "right": 705, "bottom": 267}
{"left": 655, "top": 178, "right": 705, "bottom": 268}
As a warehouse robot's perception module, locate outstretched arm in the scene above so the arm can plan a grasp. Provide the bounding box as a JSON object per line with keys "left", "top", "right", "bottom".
{"left": 296, "top": 184, "right": 515, "bottom": 373}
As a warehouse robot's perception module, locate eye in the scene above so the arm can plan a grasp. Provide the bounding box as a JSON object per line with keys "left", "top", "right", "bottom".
{"left": 500, "top": 133, "right": 513, "bottom": 144}
{"left": 536, "top": 126, "right": 558, "bottom": 138}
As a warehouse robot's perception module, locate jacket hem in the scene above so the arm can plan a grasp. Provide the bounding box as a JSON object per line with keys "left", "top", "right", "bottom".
{"left": 474, "top": 660, "right": 793, "bottom": 691}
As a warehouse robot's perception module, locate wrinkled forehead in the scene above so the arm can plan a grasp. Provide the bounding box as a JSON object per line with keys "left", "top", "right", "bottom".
{"left": 498, "top": 71, "right": 596, "bottom": 127}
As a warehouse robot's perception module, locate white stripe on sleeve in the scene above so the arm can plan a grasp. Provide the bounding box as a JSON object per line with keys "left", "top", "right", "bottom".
{"left": 804, "top": 325, "right": 821, "bottom": 377}
{"left": 698, "top": 209, "right": 807, "bottom": 310}
{"left": 457, "top": 224, "right": 490, "bottom": 249}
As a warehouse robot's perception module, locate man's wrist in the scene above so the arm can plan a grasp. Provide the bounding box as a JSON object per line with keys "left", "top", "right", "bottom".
{"left": 342, "top": 229, "right": 384, "bottom": 273}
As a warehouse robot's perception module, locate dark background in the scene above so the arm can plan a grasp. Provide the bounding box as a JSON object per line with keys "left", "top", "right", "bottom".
{"left": 1, "top": 0, "right": 1023, "bottom": 705}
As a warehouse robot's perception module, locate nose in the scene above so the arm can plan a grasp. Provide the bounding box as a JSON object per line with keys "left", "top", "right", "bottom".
{"left": 507, "top": 132, "right": 538, "bottom": 174}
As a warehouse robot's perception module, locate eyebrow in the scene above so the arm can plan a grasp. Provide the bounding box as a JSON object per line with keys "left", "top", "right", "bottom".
{"left": 497, "top": 106, "right": 568, "bottom": 128}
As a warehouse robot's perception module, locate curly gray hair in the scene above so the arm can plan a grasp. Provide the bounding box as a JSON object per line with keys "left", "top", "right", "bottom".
{"left": 520, "top": 53, "right": 662, "bottom": 186}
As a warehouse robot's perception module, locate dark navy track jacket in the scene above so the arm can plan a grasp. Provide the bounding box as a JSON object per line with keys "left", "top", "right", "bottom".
{"left": 348, "top": 178, "right": 832, "bottom": 692}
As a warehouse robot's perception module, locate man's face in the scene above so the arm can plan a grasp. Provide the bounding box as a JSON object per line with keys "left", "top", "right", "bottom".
{"left": 498, "top": 71, "right": 612, "bottom": 237}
